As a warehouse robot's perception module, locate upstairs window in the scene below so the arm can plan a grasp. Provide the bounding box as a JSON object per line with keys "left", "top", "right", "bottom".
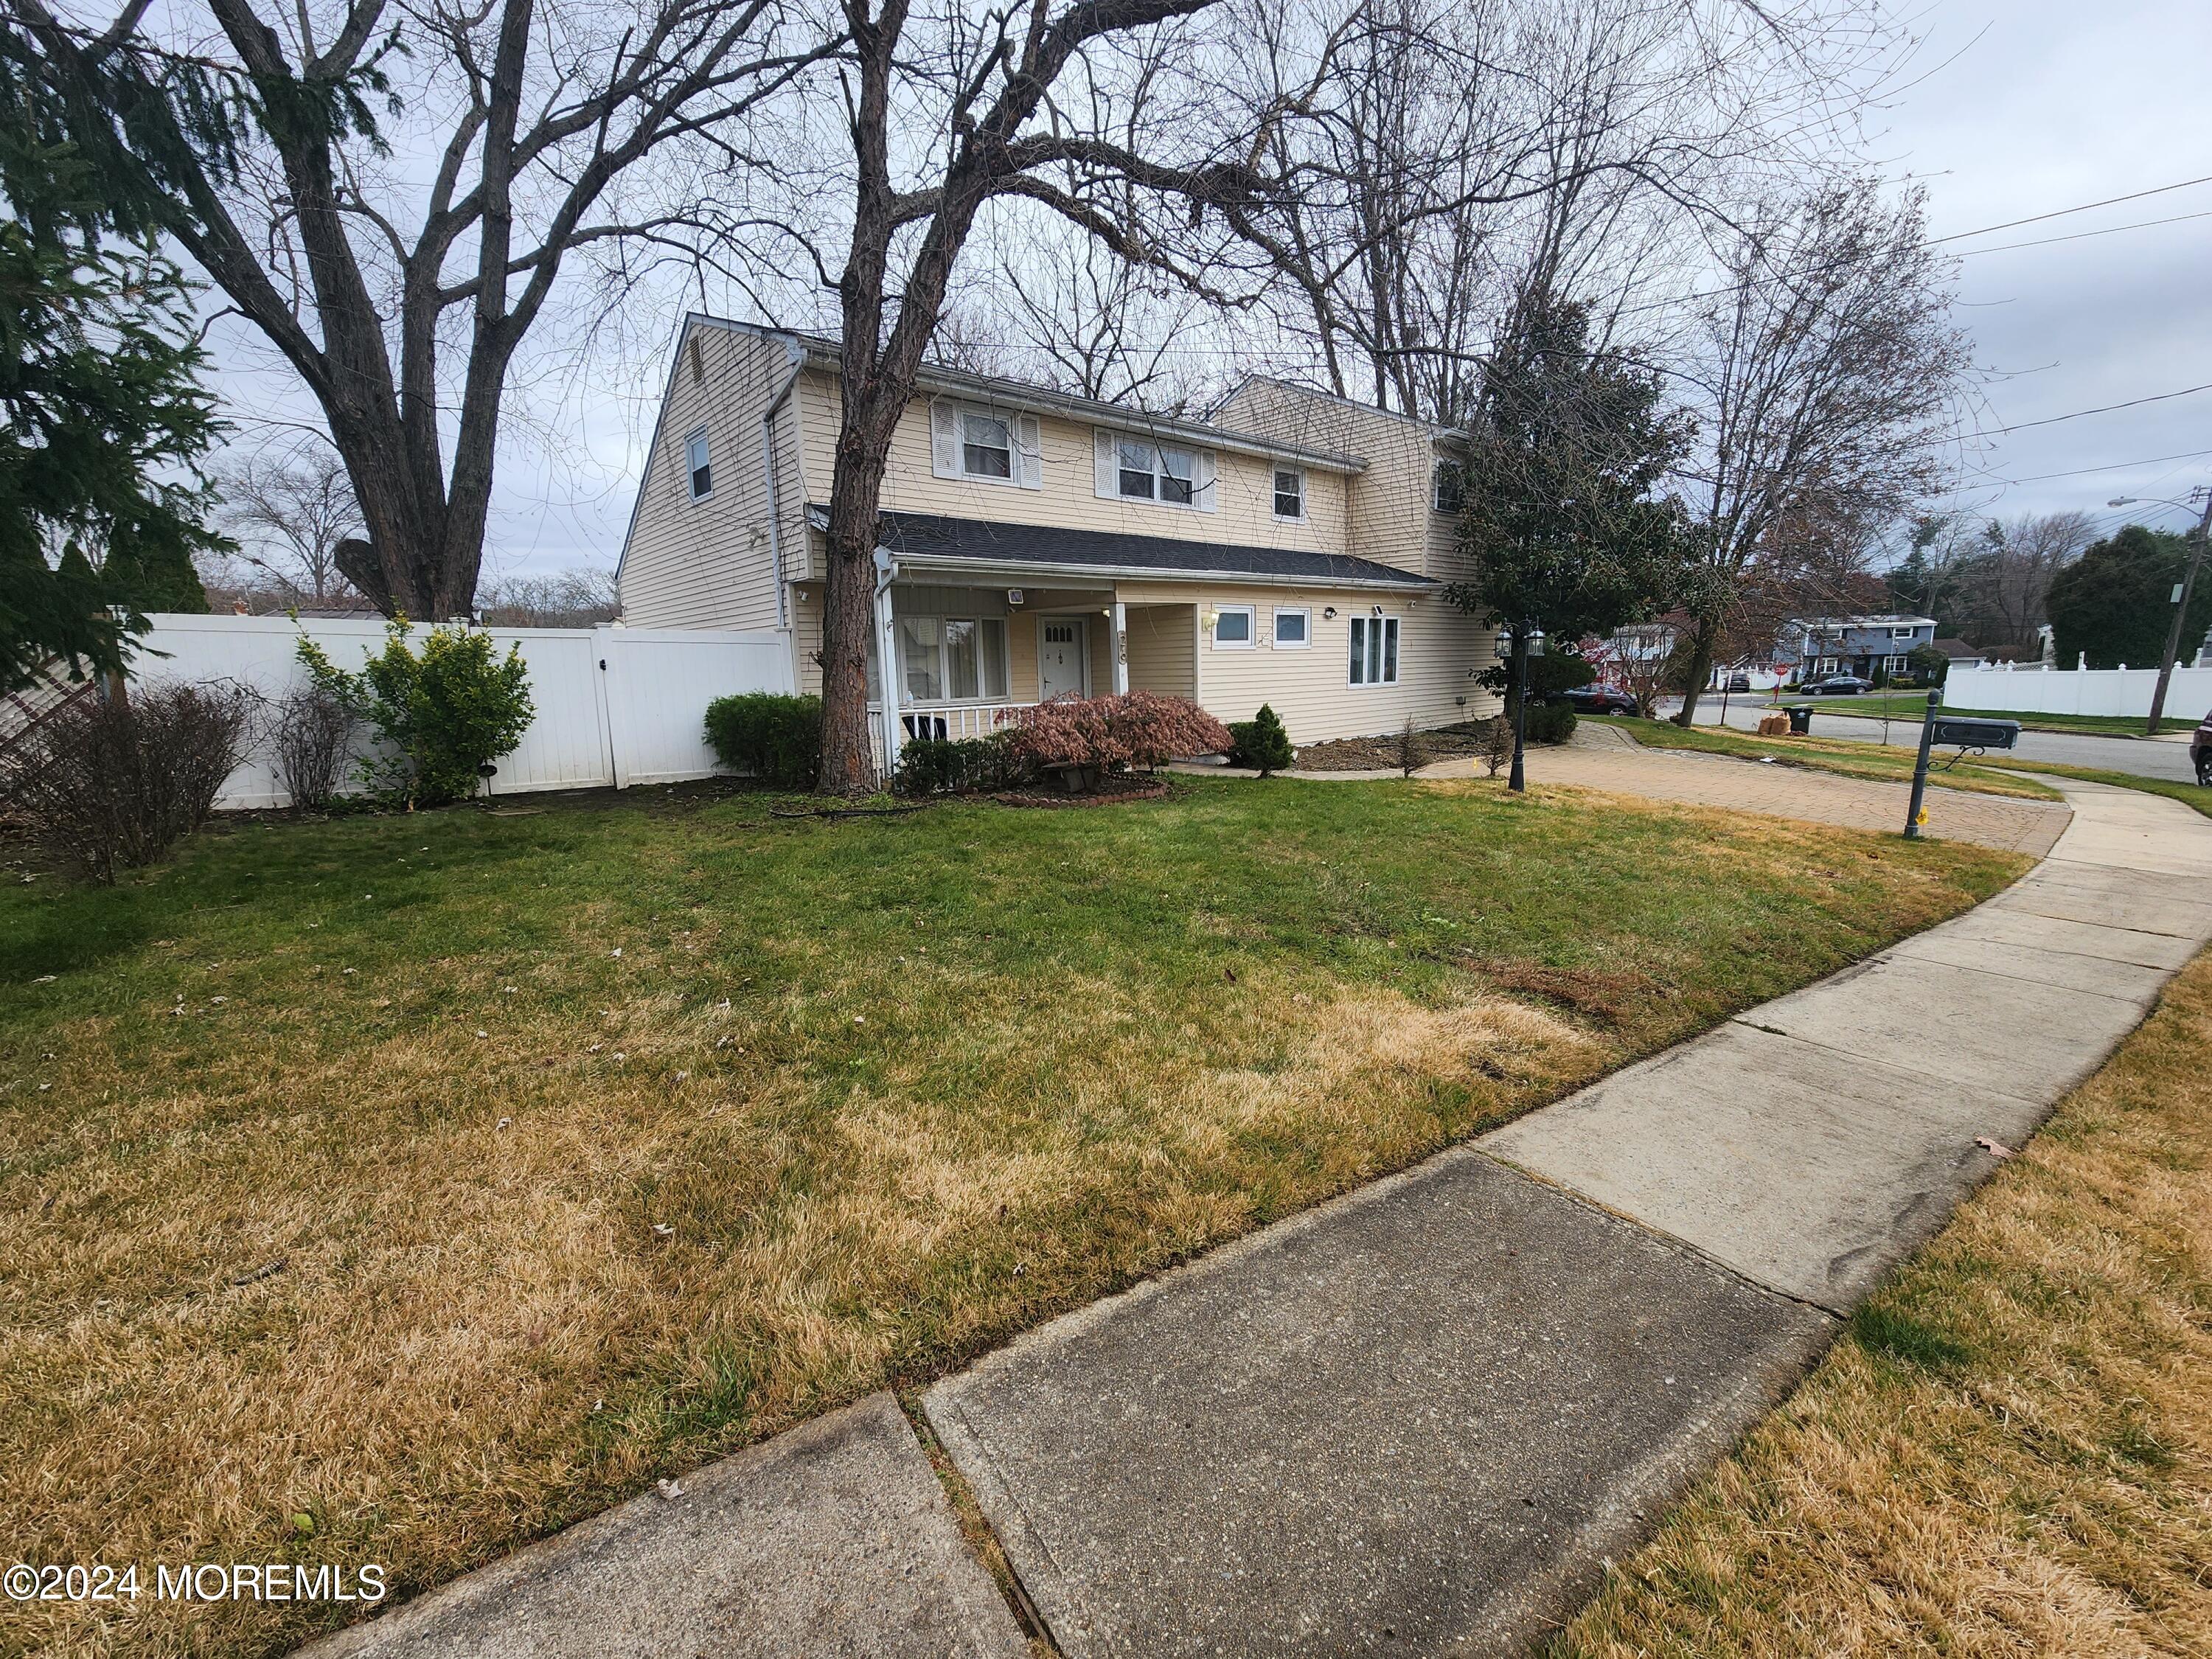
{"left": 1891, "top": 625, "right": 1917, "bottom": 639}
{"left": 685, "top": 429, "right": 712, "bottom": 500}
{"left": 961, "top": 412, "right": 1012, "bottom": 479}
{"left": 1349, "top": 615, "right": 1399, "bottom": 686}
{"left": 1119, "top": 440, "right": 1196, "bottom": 506}
{"left": 1273, "top": 467, "right": 1304, "bottom": 519}
{"left": 1433, "top": 461, "right": 1465, "bottom": 515}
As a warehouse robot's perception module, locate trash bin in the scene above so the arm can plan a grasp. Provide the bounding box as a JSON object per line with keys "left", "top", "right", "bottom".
{"left": 1784, "top": 704, "right": 1812, "bottom": 735}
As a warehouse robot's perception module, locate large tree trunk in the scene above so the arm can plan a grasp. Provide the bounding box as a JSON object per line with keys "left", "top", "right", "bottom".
{"left": 817, "top": 424, "right": 896, "bottom": 796}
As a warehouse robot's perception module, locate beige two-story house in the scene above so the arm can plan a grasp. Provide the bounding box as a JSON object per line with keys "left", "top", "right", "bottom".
{"left": 616, "top": 316, "right": 1503, "bottom": 765}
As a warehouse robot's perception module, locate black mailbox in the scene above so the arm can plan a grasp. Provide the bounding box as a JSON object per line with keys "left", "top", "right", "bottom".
{"left": 1930, "top": 714, "right": 2021, "bottom": 751}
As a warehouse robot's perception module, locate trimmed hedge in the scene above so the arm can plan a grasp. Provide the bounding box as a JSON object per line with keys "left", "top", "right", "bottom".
{"left": 1520, "top": 702, "right": 1577, "bottom": 745}
{"left": 891, "top": 733, "right": 1027, "bottom": 797}
{"left": 704, "top": 692, "right": 821, "bottom": 787}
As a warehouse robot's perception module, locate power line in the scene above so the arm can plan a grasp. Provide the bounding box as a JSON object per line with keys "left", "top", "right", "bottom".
{"left": 1926, "top": 173, "right": 2212, "bottom": 244}
{"left": 1983, "top": 382, "right": 2212, "bottom": 436}
{"left": 1989, "top": 447, "right": 2212, "bottom": 486}
{"left": 1954, "top": 208, "right": 2212, "bottom": 258}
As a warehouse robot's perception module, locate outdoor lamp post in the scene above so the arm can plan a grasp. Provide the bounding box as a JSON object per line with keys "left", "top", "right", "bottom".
{"left": 1505, "top": 625, "right": 1545, "bottom": 793}
{"left": 2108, "top": 489, "right": 2212, "bottom": 735}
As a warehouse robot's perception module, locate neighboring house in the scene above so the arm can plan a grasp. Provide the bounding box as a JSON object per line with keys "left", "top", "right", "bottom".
{"left": 615, "top": 316, "right": 1503, "bottom": 767}
{"left": 1930, "top": 636, "right": 1984, "bottom": 670}
{"left": 1592, "top": 616, "right": 1787, "bottom": 691}
{"left": 1783, "top": 614, "right": 1938, "bottom": 681}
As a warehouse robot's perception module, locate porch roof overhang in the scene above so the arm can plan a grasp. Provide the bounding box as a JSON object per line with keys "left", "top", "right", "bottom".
{"left": 805, "top": 507, "right": 1439, "bottom": 594}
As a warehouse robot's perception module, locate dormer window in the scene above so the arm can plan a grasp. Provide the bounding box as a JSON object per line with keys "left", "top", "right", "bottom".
{"left": 961, "top": 412, "right": 1012, "bottom": 479}
{"left": 685, "top": 428, "right": 712, "bottom": 500}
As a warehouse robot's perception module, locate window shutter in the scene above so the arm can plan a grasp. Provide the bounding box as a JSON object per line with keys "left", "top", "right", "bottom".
{"left": 1093, "top": 428, "right": 1117, "bottom": 498}
{"left": 1194, "top": 448, "right": 1217, "bottom": 512}
{"left": 930, "top": 400, "right": 960, "bottom": 479}
{"left": 1017, "top": 414, "right": 1043, "bottom": 490}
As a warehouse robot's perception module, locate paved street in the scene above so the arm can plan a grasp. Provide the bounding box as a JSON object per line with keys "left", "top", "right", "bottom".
{"left": 1670, "top": 695, "right": 2204, "bottom": 783}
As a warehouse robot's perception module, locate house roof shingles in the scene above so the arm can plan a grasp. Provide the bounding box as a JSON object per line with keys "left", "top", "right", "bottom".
{"left": 811, "top": 507, "right": 1439, "bottom": 591}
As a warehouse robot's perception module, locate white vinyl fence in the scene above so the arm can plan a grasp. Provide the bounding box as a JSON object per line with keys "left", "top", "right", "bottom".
{"left": 133, "top": 613, "right": 793, "bottom": 809}
{"left": 1943, "top": 661, "right": 2212, "bottom": 720}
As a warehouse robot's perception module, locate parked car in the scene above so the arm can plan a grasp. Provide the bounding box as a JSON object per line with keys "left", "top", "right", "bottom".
{"left": 2191, "top": 710, "right": 2212, "bottom": 786}
{"left": 1720, "top": 673, "right": 1751, "bottom": 693}
{"left": 1558, "top": 683, "right": 1640, "bottom": 715}
{"left": 1803, "top": 673, "right": 1874, "bottom": 696}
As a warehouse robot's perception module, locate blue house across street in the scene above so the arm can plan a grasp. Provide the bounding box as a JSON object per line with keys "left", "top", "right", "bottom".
{"left": 1785, "top": 614, "right": 1938, "bottom": 681}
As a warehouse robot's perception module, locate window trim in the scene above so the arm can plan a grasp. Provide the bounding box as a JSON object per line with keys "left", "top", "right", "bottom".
{"left": 684, "top": 426, "right": 713, "bottom": 501}
{"left": 959, "top": 411, "right": 1015, "bottom": 482}
{"left": 1432, "top": 460, "right": 1465, "bottom": 515}
{"left": 1272, "top": 606, "right": 1312, "bottom": 650}
{"left": 1348, "top": 613, "right": 1401, "bottom": 686}
{"left": 894, "top": 613, "right": 1012, "bottom": 704}
{"left": 1116, "top": 437, "right": 1204, "bottom": 511}
{"left": 1272, "top": 466, "right": 1305, "bottom": 521}
{"left": 1211, "top": 603, "right": 1257, "bottom": 650}
{"left": 1882, "top": 653, "right": 1910, "bottom": 674}
{"left": 1890, "top": 625, "right": 1918, "bottom": 640}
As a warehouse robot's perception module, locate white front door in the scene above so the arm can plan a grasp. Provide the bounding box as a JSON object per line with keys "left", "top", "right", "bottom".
{"left": 1038, "top": 617, "right": 1088, "bottom": 700}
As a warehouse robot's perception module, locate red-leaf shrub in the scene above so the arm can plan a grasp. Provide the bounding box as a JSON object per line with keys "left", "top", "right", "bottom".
{"left": 1008, "top": 692, "right": 1233, "bottom": 773}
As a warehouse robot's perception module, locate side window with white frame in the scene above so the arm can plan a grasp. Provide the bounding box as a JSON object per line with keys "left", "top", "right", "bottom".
{"left": 1095, "top": 428, "right": 1214, "bottom": 511}
{"left": 895, "top": 613, "right": 1011, "bottom": 702}
{"left": 1348, "top": 613, "right": 1400, "bottom": 686}
{"left": 1273, "top": 606, "right": 1310, "bottom": 649}
{"left": 684, "top": 428, "right": 712, "bottom": 500}
{"left": 1211, "top": 604, "right": 1255, "bottom": 649}
{"left": 931, "top": 400, "right": 1040, "bottom": 489}
{"left": 1891, "top": 625, "right": 1916, "bottom": 640}
{"left": 1432, "top": 460, "right": 1465, "bottom": 515}
{"left": 1273, "top": 467, "right": 1304, "bottom": 520}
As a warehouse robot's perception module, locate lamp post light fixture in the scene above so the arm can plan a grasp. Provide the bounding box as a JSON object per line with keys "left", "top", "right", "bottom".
{"left": 1505, "top": 626, "right": 1545, "bottom": 793}
{"left": 2108, "top": 489, "right": 2212, "bottom": 734}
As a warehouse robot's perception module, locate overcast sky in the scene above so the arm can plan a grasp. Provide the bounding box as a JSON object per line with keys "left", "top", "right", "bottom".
{"left": 1881, "top": 0, "right": 2212, "bottom": 540}
{"left": 237, "top": 0, "right": 2212, "bottom": 585}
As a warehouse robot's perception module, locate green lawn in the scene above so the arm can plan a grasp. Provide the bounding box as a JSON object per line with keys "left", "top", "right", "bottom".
{"left": 1819, "top": 692, "right": 2161, "bottom": 739}
{"left": 1586, "top": 715, "right": 2067, "bottom": 799}
{"left": 1, "top": 777, "right": 2025, "bottom": 1657}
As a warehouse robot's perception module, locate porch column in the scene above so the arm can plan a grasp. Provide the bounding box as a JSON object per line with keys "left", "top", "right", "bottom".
{"left": 873, "top": 552, "right": 903, "bottom": 775}
{"left": 1111, "top": 600, "right": 1129, "bottom": 695}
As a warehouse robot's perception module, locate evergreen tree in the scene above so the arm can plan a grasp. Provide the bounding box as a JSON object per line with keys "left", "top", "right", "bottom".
{"left": 0, "top": 32, "right": 218, "bottom": 691}
{"left": 2046, "top": 525, "right": 2212, "bottom": 671}
{"left": 1443, "top": 293, "right": 1691, "bottom": 655}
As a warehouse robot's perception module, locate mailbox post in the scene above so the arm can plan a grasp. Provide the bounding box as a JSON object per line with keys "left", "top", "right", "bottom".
{"left": 1904, "top": 689, "right": 1939, "bottom": 841}
{"left": 1905, "top": 694, "right": 2023, "bottom": 838}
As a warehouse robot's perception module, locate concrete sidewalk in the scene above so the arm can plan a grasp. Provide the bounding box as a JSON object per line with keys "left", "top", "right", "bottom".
{"left": 922, "top": 779, "right": 2212, "bottom": 1655}
{"left": 304, "top": 780, "right": 2211, "bottom": 1659}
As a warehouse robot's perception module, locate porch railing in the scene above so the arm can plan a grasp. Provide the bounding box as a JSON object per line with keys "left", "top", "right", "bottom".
{"left": 868, "top": 700, "right": 1037, "bottom": 773}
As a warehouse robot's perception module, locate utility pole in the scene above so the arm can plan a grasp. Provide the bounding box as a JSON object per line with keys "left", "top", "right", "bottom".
{"left": 2141, "top": 485, "right": 2212, "bottom": 736}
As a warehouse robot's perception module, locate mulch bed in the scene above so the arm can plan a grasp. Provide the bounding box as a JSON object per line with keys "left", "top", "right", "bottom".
{"left": 992, "top": 776, "right": 1174, "bottom": 809}
{"left": 1293, "top": 722, "right": 1502, "bottom": 772}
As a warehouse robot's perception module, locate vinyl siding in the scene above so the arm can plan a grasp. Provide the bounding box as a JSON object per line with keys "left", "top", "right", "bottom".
{"left": 790, "top": 369, "right": 1354, "bottom": 580}
{"left": 1116, "top": 579, "right": 1503, "bottom": 743}
{"left": 618, "top": 320, "right": 807, "bottom": 630}
{"left": 1211, "top": 379, "right": 1471, "bottom": 585}
{"left": 1124, "top": 604, "right": 1197, "bottom": 700}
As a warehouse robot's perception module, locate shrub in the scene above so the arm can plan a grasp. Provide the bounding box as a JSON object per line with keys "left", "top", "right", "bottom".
{"left": 1008, "top": 692, "right": 1233, "bottom": 775}
{"left": 1, "top": 681, "right": 254, "bottom": 883}
{"left": 704, "top": 692, "right": 821, "bottom": 788}
{"left": 892, "top": 732, "right": 1026, "bottom": 797}
{"left": 300, "top": 621, "right": 534, "bottom": 807}
{"left": 1228, "top": 704, "right": 1294, "bottom": 776}
{"left": 1520, "top": 702, "right": 1577, "bottom": 745}
{"left": 1397, "top": 715, "right": 1429, "bottom": 778}
{"left": 271, "top": 681, "right": 358, "bottom": 810}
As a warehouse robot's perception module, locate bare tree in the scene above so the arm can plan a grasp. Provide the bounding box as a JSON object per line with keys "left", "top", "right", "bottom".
{"left": 782, "top": 0, "right": 1293, "bottom": 793}
{"left": 1671, "top": 179, "right": 1968, "bottom": 725}
{"left": 1969, "top": 511, "right": 2094, "bottom": 653}
{"left": 212, "top": 446, "right": 362, "bottom": 605}
{"left": 476, "top": 566, "right": 620, "bottom": 625}
{"left": 15, "top": 0, "right": 838, "bottom": 620}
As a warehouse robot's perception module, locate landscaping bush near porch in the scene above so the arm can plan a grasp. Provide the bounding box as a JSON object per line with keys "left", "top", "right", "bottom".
{"left": 0, "top": 778, "right": 2024, "bottom": 1656}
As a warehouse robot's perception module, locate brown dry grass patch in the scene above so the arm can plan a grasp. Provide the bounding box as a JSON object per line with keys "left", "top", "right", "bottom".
{"left": 1555, "top": 949, "right": 2212, "bottom": 1658}
{"left": 0, "top": 778, "right": 2020, "bottom": 1656}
